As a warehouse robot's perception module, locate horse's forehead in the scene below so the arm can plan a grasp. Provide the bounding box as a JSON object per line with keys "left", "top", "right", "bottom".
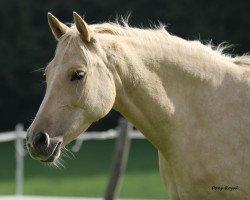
{"left": 55, "top": 39, "right": 82, "bottom": 65}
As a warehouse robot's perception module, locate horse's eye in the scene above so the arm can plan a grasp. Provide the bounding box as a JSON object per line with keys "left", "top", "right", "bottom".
{"left": 71, "top": 70, "right": 85, "bottom": 81}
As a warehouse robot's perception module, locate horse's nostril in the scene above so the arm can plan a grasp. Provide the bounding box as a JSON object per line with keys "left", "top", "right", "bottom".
{"left": 33, "top": 132, "right": 49, "bottom": 151}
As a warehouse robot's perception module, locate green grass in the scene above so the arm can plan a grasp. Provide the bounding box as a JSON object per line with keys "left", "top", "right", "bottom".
{"left": 0, "top": 139, "right": 168, "bottom": 199}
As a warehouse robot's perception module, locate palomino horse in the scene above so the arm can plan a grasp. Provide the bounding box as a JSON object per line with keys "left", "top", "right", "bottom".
{"left": 26, "top": 12, "right": 250, "bottom": 200}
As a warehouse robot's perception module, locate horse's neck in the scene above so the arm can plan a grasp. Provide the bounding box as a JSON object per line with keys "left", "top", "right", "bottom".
{"left": 106, "top": 33, "right": 244, "bottom": 152}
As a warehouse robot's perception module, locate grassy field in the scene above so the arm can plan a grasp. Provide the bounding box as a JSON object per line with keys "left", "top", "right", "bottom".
{"left": 0, "top": 139, "right": 168, "bottom": 199}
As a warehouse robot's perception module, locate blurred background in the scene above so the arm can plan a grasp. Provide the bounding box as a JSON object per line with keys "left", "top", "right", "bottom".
{"left": 1, "top": 0, "right": 250, "bottom": 131}
{"left": 0, "top": 0, "right": 250, "bottom": 199}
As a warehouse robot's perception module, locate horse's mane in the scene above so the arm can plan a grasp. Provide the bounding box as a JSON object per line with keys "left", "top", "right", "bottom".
{"left": 64, "top": 20, "right": 250, "bottom": 68}
{"left": 92, "top": 21, "right": 167, "bottom": 37}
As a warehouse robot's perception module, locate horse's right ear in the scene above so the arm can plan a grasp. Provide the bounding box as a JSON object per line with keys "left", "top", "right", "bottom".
{"left": 47, "top": 12, "right": 69, "bottom": 40}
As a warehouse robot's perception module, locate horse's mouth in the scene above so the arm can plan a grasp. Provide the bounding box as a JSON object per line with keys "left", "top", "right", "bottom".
{"left": 40, "top": 142, "right": 62, "bottom": 162}
{"left": 27, "top": 141, "right": 62, "bottom": 163}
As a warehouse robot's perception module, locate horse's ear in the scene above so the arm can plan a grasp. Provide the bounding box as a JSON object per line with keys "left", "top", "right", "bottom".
{"left": 47, "top": 12, "right": 69, "bottom": 40}
{"left": 73, "top": 12, "right": 93, "bottom": 43}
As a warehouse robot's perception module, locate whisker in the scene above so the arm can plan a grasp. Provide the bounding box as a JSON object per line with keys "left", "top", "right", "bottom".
{"left": 23, "top": 143, "right": 28, "bottom": 150}
{"left": 45, "top": 160, "right": 59, "bottom": 169}
{"left": 40, "top": 80, "right": 46, "bottom": 86}
{"left": 61, "top": 151, "right": 71, "bottom": 160}
{"left": 53, "top": 157, "right": 66, "bottom": 169}
{"left": 62, "top": 146, "right": 76, "bottom": 159}
{"left": 51, "top": 162, "right": 59, "bottom": 168}
{"left": 41, "top": 161, "right": 51, "bottom": 168}
{"left": 31, "top": 67, "right": 45, "bottom": 74}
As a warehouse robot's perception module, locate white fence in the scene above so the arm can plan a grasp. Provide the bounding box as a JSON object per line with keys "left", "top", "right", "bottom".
{"left": 0, "top": 120, "right": 145, "bottom": 199}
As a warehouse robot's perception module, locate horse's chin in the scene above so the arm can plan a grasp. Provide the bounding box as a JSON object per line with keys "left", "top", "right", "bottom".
{"left": 62, "top": 126, "right": 90, "bottom": 146}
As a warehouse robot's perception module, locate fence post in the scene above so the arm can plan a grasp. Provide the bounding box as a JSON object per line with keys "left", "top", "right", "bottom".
{"left": 104, "top": 119, "right": 132, "bottom": 200}
{"left": 15, "top": 123, "right": 24, "bottom": 196}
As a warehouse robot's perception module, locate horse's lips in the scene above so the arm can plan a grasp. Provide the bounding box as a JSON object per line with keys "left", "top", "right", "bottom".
{"left": 41, "top": 142, "right": 61, "bottom": 162}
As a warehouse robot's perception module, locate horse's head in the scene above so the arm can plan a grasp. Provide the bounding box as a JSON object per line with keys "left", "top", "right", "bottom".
{"left": 26, "top": 12, "right": 116, "bottom": 162}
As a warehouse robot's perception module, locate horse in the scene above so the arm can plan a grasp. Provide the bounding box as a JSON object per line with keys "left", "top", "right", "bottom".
{"left": 26, "top": 12, "right": 250, "bottom": 200}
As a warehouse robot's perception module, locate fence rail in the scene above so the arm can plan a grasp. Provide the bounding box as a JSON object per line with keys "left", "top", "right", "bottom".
{"left": 0, "top": 128, "right": 145, "bottom": 142}
{"left": 0, "top": 120, "right": 145, "bottom": 200}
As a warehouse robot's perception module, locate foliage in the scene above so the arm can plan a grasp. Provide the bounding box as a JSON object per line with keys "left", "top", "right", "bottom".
{"left": 0, "top": 0, "right": 250, "bottom": 131}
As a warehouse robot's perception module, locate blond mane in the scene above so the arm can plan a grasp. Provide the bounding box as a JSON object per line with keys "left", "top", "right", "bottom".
{"left": 63, "top": 20, "right": 250, "bottom": 68}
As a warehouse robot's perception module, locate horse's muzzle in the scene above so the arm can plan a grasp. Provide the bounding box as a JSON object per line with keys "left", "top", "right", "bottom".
{"left": 26, "top": 131, "right": 62, "bottom": 162}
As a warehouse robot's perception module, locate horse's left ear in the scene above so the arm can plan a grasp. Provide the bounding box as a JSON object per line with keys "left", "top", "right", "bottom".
{"left": 73, "top": 12, "right": 93, "bottom": 43}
